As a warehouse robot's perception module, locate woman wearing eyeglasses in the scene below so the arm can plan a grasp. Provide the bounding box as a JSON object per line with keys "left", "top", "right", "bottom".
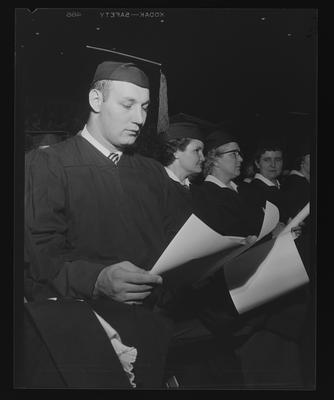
{"left": 191, "top": 128, "right": 307, "bottom": 388}
{"left": 191, "top": 128, "right": 263, "bottom": 238}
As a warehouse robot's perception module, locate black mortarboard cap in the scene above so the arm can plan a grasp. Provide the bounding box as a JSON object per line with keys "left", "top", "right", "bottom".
{"left": 86, "top": 46, "right": 167, "bottom": 131}
{"left": 170, "top": 113, "right": 217, "bottom": 133}
{"left": 205, "top": 128, "right": 237, "bottom": 153}
{"left": 92, "top": 61, "right": 149, "bottom": 88}
{"left": 165, "top": 122, "right": 204, "bottom": 141}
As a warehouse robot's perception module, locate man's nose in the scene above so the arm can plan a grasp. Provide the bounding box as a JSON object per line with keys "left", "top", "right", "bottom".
{"left": 132, "top": 106, "right": 146, "bottom": 126}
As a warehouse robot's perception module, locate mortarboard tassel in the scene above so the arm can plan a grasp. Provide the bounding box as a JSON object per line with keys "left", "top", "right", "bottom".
{"left": 157, "top": 71, "right": 169, "bottom": 134}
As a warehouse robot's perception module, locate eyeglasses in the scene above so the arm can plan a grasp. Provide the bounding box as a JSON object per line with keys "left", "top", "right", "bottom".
{"left": 217, "top": 149, "right": 243, "bottom": 159}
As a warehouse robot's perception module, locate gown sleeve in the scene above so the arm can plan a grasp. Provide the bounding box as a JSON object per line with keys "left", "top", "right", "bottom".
{"left": 25, "top": 149, "right": 108, "bottom": 299}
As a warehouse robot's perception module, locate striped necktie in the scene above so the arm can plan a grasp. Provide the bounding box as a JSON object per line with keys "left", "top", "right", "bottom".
{"left": 108, "top": 152, "right": 120, "bottom": 165}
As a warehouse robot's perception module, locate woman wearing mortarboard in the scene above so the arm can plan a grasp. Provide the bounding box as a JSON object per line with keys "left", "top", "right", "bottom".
{"left": 190, "top": 128, "right": 264, "bottom": 238}
{"left": 190, "top": 128, "right": 308, "bottom": 388}
{"left": 157, "top": 122, "right": 205, "bottom": 241}
{"left": 155, "top": 122, "right": 247, "bottom": 387}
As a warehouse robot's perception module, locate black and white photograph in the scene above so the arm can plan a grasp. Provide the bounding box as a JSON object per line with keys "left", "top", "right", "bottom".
{"left": 14, "top": 7, "right": 317, "bottom": 390}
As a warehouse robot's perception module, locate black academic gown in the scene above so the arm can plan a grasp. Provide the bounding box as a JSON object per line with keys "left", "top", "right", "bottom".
{"left": 280, "top": 173, "right": 311, "bottom": 276}
{"left": 281, "top": 173, "right": 310, "bottom": 220}
{"left": 159, "top": 178, "right": 245, "bottom": 387}
{"left": 191, "top": 179, "right": 310, "bottom": 387}
{"left": 235, "top": 179, "right": 311, "bottom": 386}
{"left": 190, "top": 181, "right": 264, "bottom": 237}
{"left": 161, "top": 176, "right": 193, "bottom": 240}
{"left": 188, "top": 181, "right": 265, "bottom": 334}
{"left": 18, "top": 297, "right": 174, "bottom": 389}
{"left": 280, "top": 173, "right": 314, "bottom": 383}
{"left": 25, "top": 134, "right": 184, "bottom": 300}
{"left": 238, "top": 177, "right": 289, "bottom": 224}
{"left": 23, "top": 134, "right": 192, "bottom": 388}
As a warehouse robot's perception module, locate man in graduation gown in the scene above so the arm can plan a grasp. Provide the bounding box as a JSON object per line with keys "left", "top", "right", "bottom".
{"left": 23, "top": 61, "right": 190, "bottom": 388}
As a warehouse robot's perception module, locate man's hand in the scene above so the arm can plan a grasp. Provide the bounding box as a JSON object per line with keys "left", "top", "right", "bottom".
{"left": 93, "top": 261, "right": 162, "bottom": 304}
{"left": 290, "top": 218, "right": 304, "bottom": 239}
{"left": 245, "top": 235, "right": 258, "bottom": 245}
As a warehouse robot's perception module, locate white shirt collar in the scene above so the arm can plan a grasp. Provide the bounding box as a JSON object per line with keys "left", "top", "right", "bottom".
{"left": 80, "top": 125, "right": 122, "bottom": 159}
{"left": 254, "top": 173, "right": 280, "bottom": 188}
{"left": 164, "top": 167, "right": 190, "bottom": 187}
{"left": 205, "top": 175, "right": 238, "bottom": 191}
{"left": 290, "top": 169, "right": 306, "bottom": 178}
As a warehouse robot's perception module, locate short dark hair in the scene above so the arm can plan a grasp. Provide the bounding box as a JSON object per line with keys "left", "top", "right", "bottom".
{"left": 160, "top": 138, "right": 192, "bottom": 166}
{"left": 202, "top": 147, "right": 221, "bottom": 177}
{"left": 252, "top": 142, "right": 284, "bottom": 172}
{"left": 254, "top": 142, "right": 284, "bottom": 163}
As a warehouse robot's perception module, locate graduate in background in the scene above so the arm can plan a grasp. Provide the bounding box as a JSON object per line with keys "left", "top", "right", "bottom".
{"left": 157, "top": 121, "right": 205, "bottom": 238}
{"left": 235, "top": 141, "right": 312, "bottom": 388}
{"left": 162, "top": 121, "right": 205, "bottom": 188}
{"left": 155, "top": 122, "right": 246, "bottom": 387}
{"left": 281, "top": 142, "right": 310, "bottom": 221}
{"left": 191, "top": 128, "right": 263, "bottom": 238}
{"left": 280, "top": 141, "right": 314, "bottom": 386}
{"left": 190, "top": 129, "right": 309, "bottom": 388}
{"left": 238, "top": 141, "right": 289, "bottom": 237}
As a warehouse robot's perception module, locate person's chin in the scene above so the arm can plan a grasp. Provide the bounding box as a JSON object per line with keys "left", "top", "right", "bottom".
{"left": 120, "top": 141, "right": 138, "bottom": 153}
{"left": 126, "top": 134, "right": 138, "bottom": 143}
{"left": 269, "top": 173, "right": 278, "bottom": 179}
{"left": 120, "top": 136, "right": 137, "bottom": 147}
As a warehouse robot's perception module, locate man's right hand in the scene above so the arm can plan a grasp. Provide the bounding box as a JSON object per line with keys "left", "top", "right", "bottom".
{"left": 93, "top": 261, "right": 163, "bottom": 304}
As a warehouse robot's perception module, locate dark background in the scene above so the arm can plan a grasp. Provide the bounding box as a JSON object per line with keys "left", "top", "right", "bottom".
{"left": 15, "top": 7, "right": 317, "bottom": 164}
{"left": 13, "top": 8, "right": 320, "bottom": 389}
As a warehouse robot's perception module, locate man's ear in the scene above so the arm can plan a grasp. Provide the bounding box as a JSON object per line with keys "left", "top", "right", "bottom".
{"left": 89, "top": 89, "right": 103, "bottom": 113}
{"left": 254, "top": 160, "right": 260, "bottom": 170}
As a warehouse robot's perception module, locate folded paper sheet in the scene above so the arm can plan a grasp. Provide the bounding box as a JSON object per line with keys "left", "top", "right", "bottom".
{"left": 225, "top": 231, "right": 309, "bottom": 314}
{"left": 150, "top": 214, "right": 245, "bottom": 275}
{"left": 150, "top": 201, "right": 279, "bottom": 284}
{"left": 258, "top": 201, "right": 280, "bottom": 240}
{"left": 279, "top": 202, "right": 310, "bottom": 236}
{"left": 151, "top": 200, "right": 309, "bottom": 312}
{"left": 190, "top": 201, "right": 279, "bottom": 284}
